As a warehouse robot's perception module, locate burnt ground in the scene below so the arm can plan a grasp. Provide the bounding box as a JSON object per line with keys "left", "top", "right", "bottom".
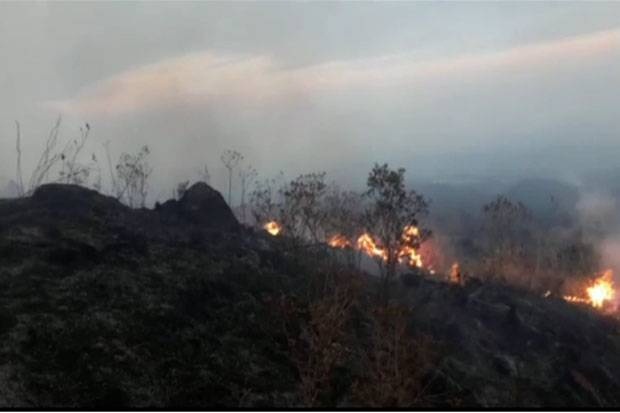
{"left": 0, "top": 183, "right": 619, "bottom": 408}
{"left": 400, "top": 273, "right": 620, "bottom": 407}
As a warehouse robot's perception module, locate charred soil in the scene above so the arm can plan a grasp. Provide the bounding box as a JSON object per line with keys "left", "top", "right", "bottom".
{"left": 0, "top": 184, "right": 619, "bottom": 408}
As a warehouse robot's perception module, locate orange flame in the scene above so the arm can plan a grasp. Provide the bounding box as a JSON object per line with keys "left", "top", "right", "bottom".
{"left": 586, "top": 270, "right": 615, "bottom": 308}
{"left": 328, "top": 234, "right": 352, "bottom": 249}
{"left": 399, "top": 225, "right": 423, "bottom": 267}
{"left": 263, "top": 221, "right": 282, "bottom": 236}
{"left": 356, "top": 233, "right": 388, "bottom": 261}
{"left": 563, "top": 295, "right": 590, "bottom": 304}
{"left": 401, "top": 225, "right": 420, "bottom": 241}
{"left": 398, "top": 245, "right": 424, "bottom": 268}
{"left": 350, "top": 226, "right": 424, "bottom": 269}
{"left": 563, "top": 270, "right": 615, "bottom": 310}
{"left": 449, "top": 262, "right": 462, "bottom": 284}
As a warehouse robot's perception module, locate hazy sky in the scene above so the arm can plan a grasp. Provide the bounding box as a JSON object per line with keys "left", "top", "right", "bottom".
{"left": 2, "top": 1, "right": 620, "bottom": 201}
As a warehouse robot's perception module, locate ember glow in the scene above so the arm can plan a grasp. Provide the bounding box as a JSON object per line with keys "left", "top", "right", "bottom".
{"left": 563, "top": 270, "right": 616, "bottom": 310}
{"left": 263, "top": 221, "right": 282, "bottom": 236}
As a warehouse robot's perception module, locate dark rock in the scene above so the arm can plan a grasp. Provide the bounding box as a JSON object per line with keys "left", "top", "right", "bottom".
{"left": 505, "top": 304, "right": 522, "bottom": 327}
{"left": 568, "top": 369, "right": 606, "bottom": 406}
{"left": 493, "top": 354, "right": 518, "bottom": 377}
{"left": 32, "top": 184, "right": 122, "bottom": 217}
{"left": 400, "top": 272, "right": 422, "bottom": 287}
{"left": 421, "top": 369, "right": 465, "bottom": 405}
{"left": 0, "top": 183, "right": 241, "bottom": 247}
{"left": 158, "top": 182, "right": 239, "bottom": 231}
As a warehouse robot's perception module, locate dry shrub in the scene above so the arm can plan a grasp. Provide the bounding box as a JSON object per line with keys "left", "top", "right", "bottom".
{"left": 293, "top": 270, "right": 362, "bottom": 406}
{"left": 275, "top": 264, "right": 440, "bottom": 408}
{"left": 351, "top": 303, "right": 436, "bottom": 408}
{"left": 274, "top": 269, "right": 363, "bottom": 407}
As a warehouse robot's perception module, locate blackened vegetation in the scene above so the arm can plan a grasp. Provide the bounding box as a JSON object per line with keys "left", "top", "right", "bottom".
{"left": 399, "top": 275, "right": 620, "bottom": 407}
{"left": 0, "top": 183, "right": 619, "bottom": 408}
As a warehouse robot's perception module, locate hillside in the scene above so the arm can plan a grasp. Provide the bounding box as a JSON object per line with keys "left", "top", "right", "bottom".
{"left": 0, "top": 183, "right": 619, "bottom": 408}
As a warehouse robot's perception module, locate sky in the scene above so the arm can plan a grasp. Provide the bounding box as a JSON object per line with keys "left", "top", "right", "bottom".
{"left": 1, "top": 1, "right": 620, "bottom": 202}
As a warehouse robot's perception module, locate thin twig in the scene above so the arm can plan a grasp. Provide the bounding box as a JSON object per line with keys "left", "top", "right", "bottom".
{"left": 15, "top": 121, "right": 24, "bottom": 197}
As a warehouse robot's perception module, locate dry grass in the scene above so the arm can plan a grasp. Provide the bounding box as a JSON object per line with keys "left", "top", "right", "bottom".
{"left": 351, "top": 303, "right": 436, "bottom": 407}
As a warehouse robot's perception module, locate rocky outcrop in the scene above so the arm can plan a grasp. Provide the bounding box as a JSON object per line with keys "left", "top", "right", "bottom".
{"left": 0, "top": 182, "right": 240, "bottom": 242}
{"left": 157, "top": 182, "right": 239, "bottom": 231}
{"left": 0, "top": 184, "right": 286, "bottom": 408}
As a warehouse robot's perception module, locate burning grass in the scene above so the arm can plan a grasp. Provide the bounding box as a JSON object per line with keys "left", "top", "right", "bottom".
{"left": 327, "top": 234, "right": 351, "bottom": 249}
{"left": 263, "top": 220, "right": 282, "bottom": 236}
{"left": 563, "top": 269, "right": 616, "bottom": 311}
{"left": 264, "top": 216, "right": 620, "bottom": 316}
{"left": 265, "top": 220, "right": 427, "bottom": 271}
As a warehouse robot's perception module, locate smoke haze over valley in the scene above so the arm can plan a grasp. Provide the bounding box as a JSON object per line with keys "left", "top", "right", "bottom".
{"left": 2, "top": 1, "right": 620, "bottom": 200}
{"left": 4, "top": 2, "right": 620, "bottom": 408}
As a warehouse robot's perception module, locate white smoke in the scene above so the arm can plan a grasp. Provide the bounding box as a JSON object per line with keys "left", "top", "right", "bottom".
{"left": 575, "top": 190, "right": 620, "bottom": 305}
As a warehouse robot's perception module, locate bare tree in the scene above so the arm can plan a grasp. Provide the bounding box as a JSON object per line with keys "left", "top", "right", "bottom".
{"left": 14, "top": 121, "right": 24, "bottom": 197}
{"left": 239, "top": 164, "right": 257, "bottom": 223}
{"left": 103, "top": 140, "right": 119, "bottom": 196}
{"left": 116, "top": 145, "right": 152, "bottom": 208}
{"left": 250, "top": 177, "right": 279, "bottom": 226}
{"left": 27, "top": 116, "right": 63, "bottom": 193}
{"left": 197, "top": 164, "right": 211, "bottom": 185}
{"left": 249, "top": 171, "right": 287, "bottom": 226}
{"left": 18, "top": 117, "right": 95, "bottom": 194}
{"left": 59, "top": 123, "right": 91, "bottom": 185}
{"left": 220, "top": 150, "right": 243, "bottom": 206}
{"left": 89, "top": 153, "right": 103, "bottom": 193}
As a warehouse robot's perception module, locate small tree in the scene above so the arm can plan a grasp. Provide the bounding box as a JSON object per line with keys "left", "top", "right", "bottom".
{"left": 115, "top": 145, "right": 152, "bottom": 208}
{"left": 323, "top": 184, "right": 363, "bottom": 240}
{"left": 59, "top": 123, "right": 92, "bottom": 186}
{"left": 220, "top": 150, "right": 243, "bottom": 206}
{"left": 364, "top": 163, "right": 429, "bottom": 296}
{"left": 280, "top": 172, "right": 328, "bottom": 243}
{"left": 250, "top": 177, "right": 279, "bottom": 226}
{"left": 16, "top": 117, "right": 99, "bottom": 195}
{"left": 352, "top": 304, "right": 436, "bottom": 407}
{"left": 481, "top": 195, "right": 531, "bottom": 279}
{"left": 322, "top": 184, "right": 364, "bottom": 266}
